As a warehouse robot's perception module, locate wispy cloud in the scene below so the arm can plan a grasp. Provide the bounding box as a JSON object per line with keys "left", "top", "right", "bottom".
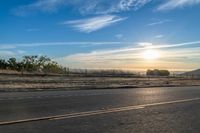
{"left": 55, "top": 41, "right": 200, "bottom": 70}
{"left": 118, "top": 0, "right": 152, "bottom": 11}
{"left": 13, "top": 0, "right": 152, "bottom": 16}
{"left": 0, "top": 45, "right": 16, "bottom": 50}
{"left": 155, "top": 34, "right": 164, "bottom": 38}
{"left": 0, "top": 51, "right": 15, "bottom": 57}
{"left": 13, "top": 0, "right": 67, "bottom": 16}
{"left": 157, "top": 0, "right": 200, "bottom": 11}
{"left": 0, "top": 50, "right": 26, "bottom": 58}
{"left": 137, "top": 42, "right": 153, "bottom": 47}
{"left": 0, "top": 41, "right": 131, "bottom": 50}
{"left": 16, "top": 50, "right": 26, "bottom": 55}
{"left": 75, "top": 41, "right": 200, "bottom": 56}
{"left": 1, "top": 40, "right": 200, "bottom": 70}
{"left": 57, "top": 41, "right": 200, "bottom": 60}
{"left": 1, "top": 40, "right": 200, "bottom": 50}
{"left": 26, "top": 28, "right": 40, "bottom": 32}
{"left": 146, "top": 19, "right": 172, "bottom": 26}
{"left": 80, "top": 0, "right": 152, "bottom": 14}
{"left": 115, "top": 34, "right": 124, "bottom": 39}
{"left": 62, "top": 15, "right": 127, "bottom": 33}
{"left": 13, "top": 0, "right": 200, "bottom": 16}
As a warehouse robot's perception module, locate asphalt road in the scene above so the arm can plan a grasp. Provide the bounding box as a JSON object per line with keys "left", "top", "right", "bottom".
{"left": 0, "top": 86, "right": 200, "bottom": 133}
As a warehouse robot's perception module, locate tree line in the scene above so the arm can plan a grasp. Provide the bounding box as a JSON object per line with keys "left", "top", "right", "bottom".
{"left": 0, "top": 56, "right": 171, "bottom": 77}
{"left": 0, "top": 55, "right": 138, "bottom": 76}
{"left": 0, "top": 56, "right": 69, "bottom": 74}
{"left": 146, "top": 69, "right": 170, "bottom": 76}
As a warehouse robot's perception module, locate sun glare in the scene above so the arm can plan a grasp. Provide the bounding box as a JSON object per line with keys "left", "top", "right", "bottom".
{"left": 142, "top": 49, "right": 160, "bottom": 60}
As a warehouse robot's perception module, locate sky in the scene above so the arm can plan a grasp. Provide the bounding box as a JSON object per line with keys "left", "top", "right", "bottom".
{"left": 0, "top": 0, "right": 200, "bottom": 71}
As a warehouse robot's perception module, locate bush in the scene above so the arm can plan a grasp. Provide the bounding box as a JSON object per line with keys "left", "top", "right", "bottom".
{"left": 147, "top": 69, "right": 170, "bottom": 76}
{"left": 0, "top": 56, "right": 68, "bottom": 74}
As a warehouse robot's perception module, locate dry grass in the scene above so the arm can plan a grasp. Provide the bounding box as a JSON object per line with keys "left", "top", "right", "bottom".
{"left": 0, "top": 74, "right": 200, "bottom": 91}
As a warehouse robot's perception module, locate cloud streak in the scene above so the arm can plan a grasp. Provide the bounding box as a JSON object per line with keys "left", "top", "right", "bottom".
{"left": 56, "top": 41, "right": 200, "bottom": 60}
{"left": 71, "top": 41, "right": 200, "bottom": 56}
{"left": 13, "top": 0, "right": 152, "bottom": 16}
{"left": 0, "top": 50, "right": 26, "bottom": 58}
{"left": 1, "top": 40, "right": 200, "bottom": 70}
{"left": 13, "top": 0, "right": 200, "bottom": 16}
{"left": 13, "top": 0, "right": 67, "bottom": 16}
{"left": 146, "top": 19, "right": 172, "bottom": 26}
{"left": 62, "top": 15, "right": 127, "bottom": 33}
{"left": 154, "top": 34, "right": 164, "bottom": 38}
{"left": 157, "top": 0, "right": 200, "bottom": 11}
{"left": 55, "top": 41, "right": 200, "bottom": 70}
{"left": 83, "top": 0, "right": 152, "bottom": 14}
{"left": 1, "top": 40, "right": 200, "bottom": 50}
{"left": 26, "top": 28, "right": 40, "bottom": 32}
{"left": 0, "top": 41, "right": 131, "bottom": 50}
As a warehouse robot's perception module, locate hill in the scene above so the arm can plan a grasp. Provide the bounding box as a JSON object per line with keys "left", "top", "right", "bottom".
{"left": 181, "top": 69, "right": 200, "bottom": 77}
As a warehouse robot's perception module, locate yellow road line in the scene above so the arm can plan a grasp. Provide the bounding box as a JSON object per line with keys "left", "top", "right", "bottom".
{"left": 0, "top": 97, "right": 199, "bottom": 126}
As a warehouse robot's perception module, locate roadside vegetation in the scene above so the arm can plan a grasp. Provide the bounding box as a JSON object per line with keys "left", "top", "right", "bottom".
{"left": 0, "top": 56, "right": 199, "bottom": 92}
{"left": 147, "top": 69, "right": 170, "bottom": 76}
{"left": 0, "top": 56, "right": 67, "bottom": 74}
{"left": 0, "top": 56, "right": 137, "bottom": 77}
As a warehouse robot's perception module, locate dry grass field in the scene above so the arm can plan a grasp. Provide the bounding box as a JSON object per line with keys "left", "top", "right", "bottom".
{"left": 0, "top": 73, "right": 200, "bottom": 92}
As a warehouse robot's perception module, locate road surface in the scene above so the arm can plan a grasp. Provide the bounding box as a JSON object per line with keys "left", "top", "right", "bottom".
{"left": 0, "top": 86, "right": 200, "bottom": 133}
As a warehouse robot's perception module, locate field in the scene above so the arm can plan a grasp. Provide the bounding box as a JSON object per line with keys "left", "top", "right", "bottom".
{"left": 0, "top": 72, "right": 200, "bottom": 92}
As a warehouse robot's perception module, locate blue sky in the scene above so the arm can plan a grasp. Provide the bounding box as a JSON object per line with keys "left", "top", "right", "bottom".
{"left": 0, "top": 0, "right": 200, "bottom": 71}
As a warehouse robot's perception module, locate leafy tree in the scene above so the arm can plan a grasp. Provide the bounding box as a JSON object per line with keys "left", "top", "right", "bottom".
{"left": 7, "top": 58, "right": 17, "bottom": 70}
{"left": 22, "top": 56, "right": 38, "bottom": 72}
{"left": 37, "top": 56, "right": 51, "bottom": 70}
{"left": 0, "top": 59, "right": 8, "bottom": 69}
{"left": 43, "top": 61, "right": 64, "bottom": 73}
{"left": 0, "top": 55, "right": 69, "bottom": 74}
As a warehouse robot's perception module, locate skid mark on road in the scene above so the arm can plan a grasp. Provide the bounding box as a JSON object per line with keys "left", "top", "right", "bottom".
{"left": 0, "top": 97, "right": 199, "bottom": 126}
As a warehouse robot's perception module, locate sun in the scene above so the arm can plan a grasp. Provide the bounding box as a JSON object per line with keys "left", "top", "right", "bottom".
{"left": 142, "top": 49, "right": 160, "bottom": 60}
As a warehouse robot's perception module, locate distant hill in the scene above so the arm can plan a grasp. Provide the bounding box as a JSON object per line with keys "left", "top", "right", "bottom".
{"left": 181, "top": 69, "right": 200, "bottom": 77}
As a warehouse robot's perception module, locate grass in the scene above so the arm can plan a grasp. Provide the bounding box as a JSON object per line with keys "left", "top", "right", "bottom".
{"left": 0, "top": 73, "right": 200, "bottom": 92}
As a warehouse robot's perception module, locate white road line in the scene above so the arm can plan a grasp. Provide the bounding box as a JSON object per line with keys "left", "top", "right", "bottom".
{"left": 51, "top": 97, "right": 200, "bottom": 120}
{"left": 51, "top": 106, "right": 145, "bottom": 120}
{"left": 0, "top": 97, "right": 199, "bottom": 126}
